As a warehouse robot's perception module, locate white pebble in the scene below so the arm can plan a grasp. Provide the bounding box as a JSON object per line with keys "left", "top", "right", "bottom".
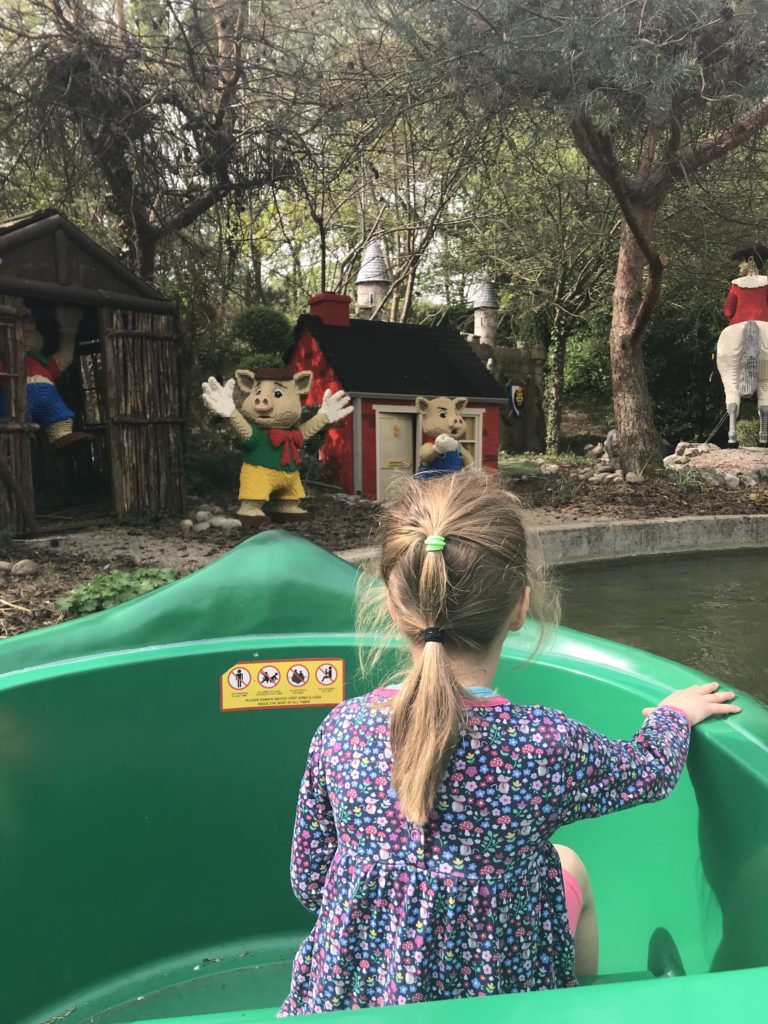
{"left": 11, "top": 559, "right": 39, "bottom": 577}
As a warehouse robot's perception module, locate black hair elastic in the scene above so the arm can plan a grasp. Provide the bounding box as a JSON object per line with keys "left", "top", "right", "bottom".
{"left": 423, "top": 627, "right": 445, "bottom": 644}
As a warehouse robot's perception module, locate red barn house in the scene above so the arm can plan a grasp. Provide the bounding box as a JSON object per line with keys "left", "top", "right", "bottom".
{"left": 286, "top": 293, "right": 506, "bottom": 499}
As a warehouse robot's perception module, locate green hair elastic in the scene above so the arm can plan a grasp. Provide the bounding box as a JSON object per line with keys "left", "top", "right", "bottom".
{"left": 424, "top": 534, "right": 446, "bottom": 553}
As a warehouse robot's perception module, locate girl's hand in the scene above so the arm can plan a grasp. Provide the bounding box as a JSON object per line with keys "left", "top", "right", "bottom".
{"left": 642, "top": 682, "right": 741, "bottom": 727}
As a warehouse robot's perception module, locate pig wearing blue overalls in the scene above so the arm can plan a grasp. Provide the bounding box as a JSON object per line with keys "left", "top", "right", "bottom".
{"left": 416, "top": 395, "right": 473, "bottom": 479}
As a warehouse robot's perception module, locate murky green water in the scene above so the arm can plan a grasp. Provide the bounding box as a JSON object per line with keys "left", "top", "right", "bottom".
{"left": 560, "top": 551, "right": 768, "bottom": 705}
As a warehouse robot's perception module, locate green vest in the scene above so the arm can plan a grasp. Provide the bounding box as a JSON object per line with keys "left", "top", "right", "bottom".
{"left": 237, "top": 423, "right": 301, "bottom": 472}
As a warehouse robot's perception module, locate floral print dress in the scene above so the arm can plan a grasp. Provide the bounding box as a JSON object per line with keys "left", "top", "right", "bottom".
{"left": 279, "top": 687, "right": 690, "bottom": 1016}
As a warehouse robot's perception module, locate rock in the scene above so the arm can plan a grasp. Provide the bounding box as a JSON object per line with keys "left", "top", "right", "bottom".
{"left": 0, "top": 560, "right": 12, "bottom": 572}
{"left": 604, "top": 429, "right": 620, "bottom": 459}
{"left": 663, "top": 454, "right": 688, "bottom": 468}
{"left": 540, "top": 463, "right": 560, "bottom": 475}
{"left": 596, "top": 463, "right": 615, "bottom": 474}
{"left": 702, "top": 471, "right": 725, "bottom": 486}
{"left": 197, "top": 504, "right": 213, "bottom": 512}
{"left": 675, "top": 441, "right": 688, "bottom": 456}
{"left": 209, "top": 516, "right": 243, "bottom": 531}
{"left": 583, "top": 444, "right": 594, "bottom": 453}
{"left": 194, "top": 510, "right": 212, "bottom": 523}
{"left": 192, "top": 521, "right": 211, "bottom": 533}
{"left": 611, "top": 473, "right": 624, "bottom": 483}
{"left": 587, "top": 475, "right": 604, "bottom": 484}
{"left": 10, "top": 559, "right": 39, "bottom": 577}
{"left": 625, "top": 472, "right": 644, "bottom": 484}
{"left": 180, "top": 519, "right": 194, "bottom": 531}
{"left": 591, "top": 443, "right": 605, "bottom": 457}
{"left": 743, "top": 474, "right": 759, "bottom": 487}
{"left": 210, "top": 505, "right": 224, "bottom": 515}
{"left": 723, "top": 473, "right": 740, "bottom": 490}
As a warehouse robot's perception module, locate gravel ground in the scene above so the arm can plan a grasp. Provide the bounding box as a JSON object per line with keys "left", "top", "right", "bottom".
{"left": 688, "top": 446, "right": 768, "bottom": 473}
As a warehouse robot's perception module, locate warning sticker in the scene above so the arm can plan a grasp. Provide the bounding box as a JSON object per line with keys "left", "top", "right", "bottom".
{"left": 220, "top": 658, "right": 345, "bottom": 711}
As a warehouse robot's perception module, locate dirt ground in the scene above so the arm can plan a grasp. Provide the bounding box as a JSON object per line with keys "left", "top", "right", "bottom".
{"left": 4, "top": 461, "right": 768, "bottom": 640}
{"left": 0, "top": 494, "right": 381, "bottom": 638}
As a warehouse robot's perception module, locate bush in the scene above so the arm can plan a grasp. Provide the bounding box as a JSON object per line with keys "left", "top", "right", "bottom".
{"left": 737, "top": 417, "right": 759, "bottom": 447}
{"left": 56, "top": 568, "right": 178, "bottom": 618}
{"left": 231, "top": 305, "right": 292, "bottom": 355}
{"left": 231, "top": 349, "right": 286, "bottom": 373}
{"left": 563, "top": 323, "right": 612, "bottom": 401}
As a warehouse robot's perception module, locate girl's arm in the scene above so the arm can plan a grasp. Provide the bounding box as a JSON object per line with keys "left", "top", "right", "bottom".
{"left": 557, "top": 706, "right": 691, "bottom": 826}
{"left": 289, "top": 724, "right": 337, "bottom": 913}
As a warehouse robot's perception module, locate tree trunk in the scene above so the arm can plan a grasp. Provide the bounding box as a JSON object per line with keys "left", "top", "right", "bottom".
{"left": 129, "top": 226, "right": 158, "bottom": 283}
{"left": 400, "top": 266, "right": 417, "bottom": 322}
{"left": 544, "top": 323, "right": 567, "bottom": 453}
{"left": 609, "top": 206, "right": 663, "bottom": 474}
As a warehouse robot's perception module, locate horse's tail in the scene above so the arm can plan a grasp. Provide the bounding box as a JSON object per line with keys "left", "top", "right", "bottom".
{"left": 739, "top": 320, "right": 760, "bottom": 396}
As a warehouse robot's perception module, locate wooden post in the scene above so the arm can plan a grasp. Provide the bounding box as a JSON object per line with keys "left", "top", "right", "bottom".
{"left": 0, "top": 297, "right": 35, "bottom": 535}
{"left": 101, "top": 307, "right": 185, "bottom": 517}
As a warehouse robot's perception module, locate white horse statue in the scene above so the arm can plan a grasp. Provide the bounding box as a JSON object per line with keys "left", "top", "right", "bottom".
{"left": 717, "top": 244, "right": 768, "bottom": 447}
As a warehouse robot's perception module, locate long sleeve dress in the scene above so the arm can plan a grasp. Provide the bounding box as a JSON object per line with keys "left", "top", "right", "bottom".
{"left": 279, "top": 687, "right": 690, "bottom": 1016}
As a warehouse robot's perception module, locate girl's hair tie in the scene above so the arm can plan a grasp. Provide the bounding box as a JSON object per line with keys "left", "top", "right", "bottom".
{"left": 423, "top": 627, "right": 445, "bottom": 644}
{"left": 424, "top": 534, "right": 446, "bottom": 552}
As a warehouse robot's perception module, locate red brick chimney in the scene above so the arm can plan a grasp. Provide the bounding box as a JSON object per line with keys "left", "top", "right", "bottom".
{"left": 308, "top": 293, "right": 351, "bottom": 327}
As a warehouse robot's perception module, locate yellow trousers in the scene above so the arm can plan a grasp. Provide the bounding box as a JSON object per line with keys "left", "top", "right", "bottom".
{"left": 239, "top": 463, "right": 306, "bottom": 502}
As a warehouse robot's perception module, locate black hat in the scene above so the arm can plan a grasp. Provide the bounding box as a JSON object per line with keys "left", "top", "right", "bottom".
{"left": 731, "top": 243, "right": 768, "bottom": 266}
{"left": 253, "top": 367, "right": 295, "bottom": 381}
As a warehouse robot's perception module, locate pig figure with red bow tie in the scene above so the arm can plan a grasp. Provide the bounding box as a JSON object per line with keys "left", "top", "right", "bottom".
{"left": 202, "top": 367, "right": 351, "bottom": 528}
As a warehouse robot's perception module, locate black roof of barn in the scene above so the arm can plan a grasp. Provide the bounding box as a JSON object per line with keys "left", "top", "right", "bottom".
{"left": 290, "top": 314, "right": 506, "bottom": 402}
{"left": 0, "top": 208, "right": 175, "bottom": 313}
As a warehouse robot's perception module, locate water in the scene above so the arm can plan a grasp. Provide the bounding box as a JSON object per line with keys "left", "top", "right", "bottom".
{"left": 560, "top": 551, "right": 768, "bottom": 705}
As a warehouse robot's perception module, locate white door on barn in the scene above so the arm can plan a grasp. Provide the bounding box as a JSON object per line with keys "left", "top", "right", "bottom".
{"left": 377, "top": 411, "right": 416, "bottom": 498}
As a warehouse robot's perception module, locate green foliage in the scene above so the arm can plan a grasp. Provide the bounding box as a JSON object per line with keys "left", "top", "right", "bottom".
{"left": 563, "top": 323, "right": 612, "bottom": 401}
{"left": 738, "top": 418, "right": 760, "bottom": 448}
{"left": 184, "top": 426, "right": 242, "bottom": 500}
{"left": 230, "top": 305, "right": 292, "bottom": 356}
{"left": 56, "top": 568, "right": 178, "bottom": 618}
{"left": 673, "top": 467, "right": 717, "bottom": 490}
{"left": 232, "top": 350, "right": 287, "bottom": 373}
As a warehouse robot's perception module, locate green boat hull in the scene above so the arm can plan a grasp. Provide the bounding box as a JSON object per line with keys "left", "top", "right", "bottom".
{"left": 1, "top": 533, "right": 766, "bottom": 1024}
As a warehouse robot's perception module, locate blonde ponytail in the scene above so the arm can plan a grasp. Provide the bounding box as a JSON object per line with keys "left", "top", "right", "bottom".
{"left": 390, "top": 636, "right": 466, "bottom": 825}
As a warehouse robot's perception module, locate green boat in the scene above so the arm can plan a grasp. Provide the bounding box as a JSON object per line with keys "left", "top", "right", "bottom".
{"left": 1, "top": 533, "right": 766, "bottom": 1024}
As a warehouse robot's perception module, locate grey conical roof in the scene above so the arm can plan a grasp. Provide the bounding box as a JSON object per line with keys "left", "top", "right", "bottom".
{"left": 356, "top": 239, "right": 391, "bottom": 284}
{"left": 469, "top": 275, "right": 498, "bottom": 309}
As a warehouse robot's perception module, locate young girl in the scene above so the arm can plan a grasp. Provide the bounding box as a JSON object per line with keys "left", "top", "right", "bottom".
{"left": 280, "top": 472, "right": 739, "bottom": 1015}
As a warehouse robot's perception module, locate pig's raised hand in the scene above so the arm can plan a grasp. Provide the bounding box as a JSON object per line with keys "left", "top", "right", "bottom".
{"left": 55, "top": 306, "right": 84, "bottom": 334}
{"left": 321, "top": 388, "right": 353, "bottom": 423}
{"left": 202, "top": 376, "right": 236, "bottom": 418}
{"left": 433, "top": 433, "right": 459, "bottom": 454}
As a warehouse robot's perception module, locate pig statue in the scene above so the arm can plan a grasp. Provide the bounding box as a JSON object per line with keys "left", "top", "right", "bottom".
{"left": 201, "top": 367, "right": 352, "bottom": 527}
{"left": 0, "top": 305, "right": 93, "bottom": 452}
{"left": 416, "top": 395, "right": 473, "bottom": 479}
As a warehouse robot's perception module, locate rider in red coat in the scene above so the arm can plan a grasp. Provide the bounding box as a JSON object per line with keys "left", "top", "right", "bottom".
{"left": 723, "top": 244, "right": 768, "bottom": 324}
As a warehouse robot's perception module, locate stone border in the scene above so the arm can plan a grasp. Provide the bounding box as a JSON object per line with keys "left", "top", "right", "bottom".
{"left": 336, "top": 514, "right": 768, "bottom": 568}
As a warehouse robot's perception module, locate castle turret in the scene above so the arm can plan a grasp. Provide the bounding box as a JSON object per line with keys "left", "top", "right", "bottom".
{"left": 356, "top": 240, "right": 391, "bottom": 321}
{"left": 469, "top": 275, "right": 498, "bottom": 345}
